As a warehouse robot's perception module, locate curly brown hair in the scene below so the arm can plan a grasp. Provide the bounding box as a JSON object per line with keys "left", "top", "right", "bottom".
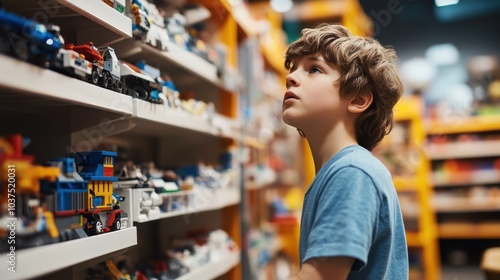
{"left": 284, "top": 23, "right": 403, "bottom": 151}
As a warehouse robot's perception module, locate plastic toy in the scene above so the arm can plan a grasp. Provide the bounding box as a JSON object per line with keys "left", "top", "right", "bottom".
{"left": 120, "top": 61, "right": 165, "bottom": 104}
{"left": 65, "top": 42, "right": 123, "bottom": 93}
{"left": 41, "top": 150, "right": 126, "bottom": 237}
{"left": 165, "top": 11, "right": 190, "bottom": 48}
{"left": 0, "top": 8, "right": 62, "bottom": 67}
{"left": 130, "top": 0, "right": 170, "bottom": 51}
{"left": 134, "top": 60, "right": 171, "bottom": 104}
{"left": 0, "top": 134, "right": 60, "bottom": 251}
{"left": 46, "top": 25, "right": 93, "bottom": 79}
{"left": 102, "top": 0, "right": 126, "bottom": 14}
{"left": 69, "top": 150, "right": 124, "bottom": 235}
{"left": 116, "top": 160, "right": 149, "bottom": 188}
{"left": 131, "top": 0, "right": 150, "bottom": 40}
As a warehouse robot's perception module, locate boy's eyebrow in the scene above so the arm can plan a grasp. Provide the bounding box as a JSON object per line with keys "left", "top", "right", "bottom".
{"left": 304, "top": 55, "right": 320, "bottom": 61}
{"left": 304, "top": 55, "right": 328, "bottom": 63}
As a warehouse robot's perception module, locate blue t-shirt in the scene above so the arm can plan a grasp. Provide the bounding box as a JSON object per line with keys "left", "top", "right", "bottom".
{"left": 299, "top": 145, "right": 408, "bottom": 279}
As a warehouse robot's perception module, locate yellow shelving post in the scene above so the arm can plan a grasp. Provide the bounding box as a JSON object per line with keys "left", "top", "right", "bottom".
{"left": 376, "top": 96, "right": 441, "bottom": 280}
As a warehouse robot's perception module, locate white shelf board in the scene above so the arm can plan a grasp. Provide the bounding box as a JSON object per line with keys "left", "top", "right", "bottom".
{"left": 138, "top": 187, "right": 240, "bottom": 222}
{"left": 57, "top": 0, "right": 132, "bottom": 38}
{"left": 427, "top": 140, "right": 500, "bottom": 160}
{"left": 432, "top": 170, "right": 500, "bottom": 187}
{"left": 434, "top": 198, "right": 500, "bottom": 213}
{"left": 177, "top": 250, "right": 240, "bottom": 280}
{"left": 0, "top": 54, "right": 134, "bottom": 116}
{"left": 130, "top": 99, "right": 238, "bottom": 139}
{"left": 112, "top": 40, "right": 225, "bottom": 91}
{"left": 2, "top": 0, "right": 131, "bottom": 46}
{"left": 0, "top": 227, "right": 137, "bottom": 280}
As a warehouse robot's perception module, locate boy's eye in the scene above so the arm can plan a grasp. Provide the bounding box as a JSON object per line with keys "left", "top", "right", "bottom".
{"left": 309, "top": 67, "right": 321, "bottom": 74}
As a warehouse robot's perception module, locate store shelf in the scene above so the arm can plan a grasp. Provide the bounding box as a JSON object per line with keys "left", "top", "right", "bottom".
{"left": 427, "top": 140, "right": 500, "bottom": 160}
{"left": 117, "top": 187, "right": 240, "bottom": 224}
{"left": 432, "top": 170, "right": 500, "bottom": 187}
{"left": 2, "top": 0, "right": 131, "bottom": 46}
{"left": 134, "top": 99, "right": 239, "bottom": 139}
{"left": 426, "top": 115, "right": 500, "bottom": 135}
{"left": 0, "top": 54, "right": 134, "bottom": 116}
{"left": 0, "top": 227, "right": 137, "bottom": 280}
{"left": 434, "top": 198, "right": 500, "bottom": 213}
{"left": 177, "top": 250, "right": 240, "bottom": 280}
{"left": 129, "top": 99, "right": 239, "bottom": 140}
{"left": 196, "top": 0, "right": 257, "bottom": 38}
{"left": 438, "top": 222, "right": 500, "bottom": 239}
{"left": 230, "top": 3, "right": 258, "bottom": 38}
{"left": 111, "top": 39, "right": 227, "bottom": 92}
{"left": 57, "top": 0, "right": 132, "bottom": 38}
{"left": 0, "top": 1, "right": 244, "bottom": 279}
{"left": 144, "top": 187, "right": 240, "bottom": 222}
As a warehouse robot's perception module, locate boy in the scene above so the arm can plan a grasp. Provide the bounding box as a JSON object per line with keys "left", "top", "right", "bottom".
{"left": 282, "top": 23, "right": 408, "bottom": 279}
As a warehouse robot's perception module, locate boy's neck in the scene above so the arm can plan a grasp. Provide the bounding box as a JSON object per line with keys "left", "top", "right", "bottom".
{"left": 305, "top": 125, "right": 358, "bottom": 174}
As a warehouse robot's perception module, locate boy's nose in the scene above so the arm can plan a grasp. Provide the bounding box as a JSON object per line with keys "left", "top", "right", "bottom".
{"left": 286, "top": 73, "right": 298, "bottom": 88}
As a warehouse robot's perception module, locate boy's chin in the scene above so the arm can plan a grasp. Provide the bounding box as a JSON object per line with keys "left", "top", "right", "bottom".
{"left": 282, "top": 112, "right": 301, "bottom": 127}
{"left": 281, "top": 115, "right": 294, "bottom": 127}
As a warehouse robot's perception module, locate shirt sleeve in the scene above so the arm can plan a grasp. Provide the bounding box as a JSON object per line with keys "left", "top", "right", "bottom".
{"left": 303, "top": 166, "right": 381, "bottom": 271}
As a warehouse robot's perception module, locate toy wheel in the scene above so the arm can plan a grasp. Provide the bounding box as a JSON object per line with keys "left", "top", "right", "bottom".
{"left": 115, "top": 80, "right": 123, "bottom": 93}
{"left": 137, "top": 88, "right": 148, "bottom": 100}
{"left": 113, "top": 219, "right": 121, "bottom": 231}
{"left": 90, "top": 69, "right": 99, "bottom": 85}
{"left": 103, "top": 72, "right": 111, "bottom": 89}
{"left": 94, "top": 220, "right": 104, "bottom": 234}
{"left": 128, "top": 89, "right": 139, "bottom": 98}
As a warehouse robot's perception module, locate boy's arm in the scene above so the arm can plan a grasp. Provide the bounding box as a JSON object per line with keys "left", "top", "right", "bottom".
{"left": 291, "top": 257, "right": 355, "bottom": 280}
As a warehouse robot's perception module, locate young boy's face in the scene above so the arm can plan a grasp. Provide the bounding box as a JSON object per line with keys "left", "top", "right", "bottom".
{"left": 282, "top": 54, "right": 348, "bottom": 130}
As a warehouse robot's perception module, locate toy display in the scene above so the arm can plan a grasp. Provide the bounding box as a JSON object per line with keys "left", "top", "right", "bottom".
{"left": 0, "top": 134, "right": 129, "bottom": 252}
{"left": 0, "top": 134, "right": 61, "bottom": 251}
{"left": 40, "top": 150, "right": 127, "bottom": 237}
{"left": 0, "top": 0, "right": 244, "bottom": 279}
{"left": 113, "top": 157, "right": 239, "bottom": 224}
{"left": 0, "top": 7, "right": 93, "bottom": 79}
{"left": 86, "top": 229, "right": 238, "bottom": 279}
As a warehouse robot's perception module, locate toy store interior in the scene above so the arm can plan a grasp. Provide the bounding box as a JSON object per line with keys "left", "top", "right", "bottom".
{"left": 1, "top": 0, "right": 500, "bottom": 279}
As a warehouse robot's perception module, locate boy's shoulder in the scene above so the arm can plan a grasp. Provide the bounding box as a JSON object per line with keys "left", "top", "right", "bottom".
{"left": 326, "top": 145, "right": 389, "bottom": 178}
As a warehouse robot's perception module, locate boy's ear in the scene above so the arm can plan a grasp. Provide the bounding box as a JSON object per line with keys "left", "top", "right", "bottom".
{"left": 347, "top": 91, "right": 373, "bottom": 114}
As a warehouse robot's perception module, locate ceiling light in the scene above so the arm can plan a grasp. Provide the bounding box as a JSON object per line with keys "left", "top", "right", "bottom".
{"left": 435, "top": 0, "right": 460, "bottom": 7}
{"left": 400, "top": 58, "right": 437, "bottom": 91}
{"left": 426, "top": 44, "right": 460, "bottom": 66}
{"left": 270, "top": 0, "right": 293, "bottom": 13}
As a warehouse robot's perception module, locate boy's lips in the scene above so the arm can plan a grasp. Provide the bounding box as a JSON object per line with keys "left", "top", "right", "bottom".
{"left": 284, "top": 91, "right": 299, "bottom": 102}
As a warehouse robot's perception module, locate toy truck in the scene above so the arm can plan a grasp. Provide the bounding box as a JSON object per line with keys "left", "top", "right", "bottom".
{"left": 120, "top": 61, "right": 164, "bottom": 104}
{"left": 0, "top": 7, "right": 62, "bottom": 67}
{"left": 45, "top": 25, "right": 92, "bottom": 79}
{"left": 41, "top": 151, "right": 126, "bottom": 237}
{"left": 65, "top": 42, "right": 123, "bottom": 93}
